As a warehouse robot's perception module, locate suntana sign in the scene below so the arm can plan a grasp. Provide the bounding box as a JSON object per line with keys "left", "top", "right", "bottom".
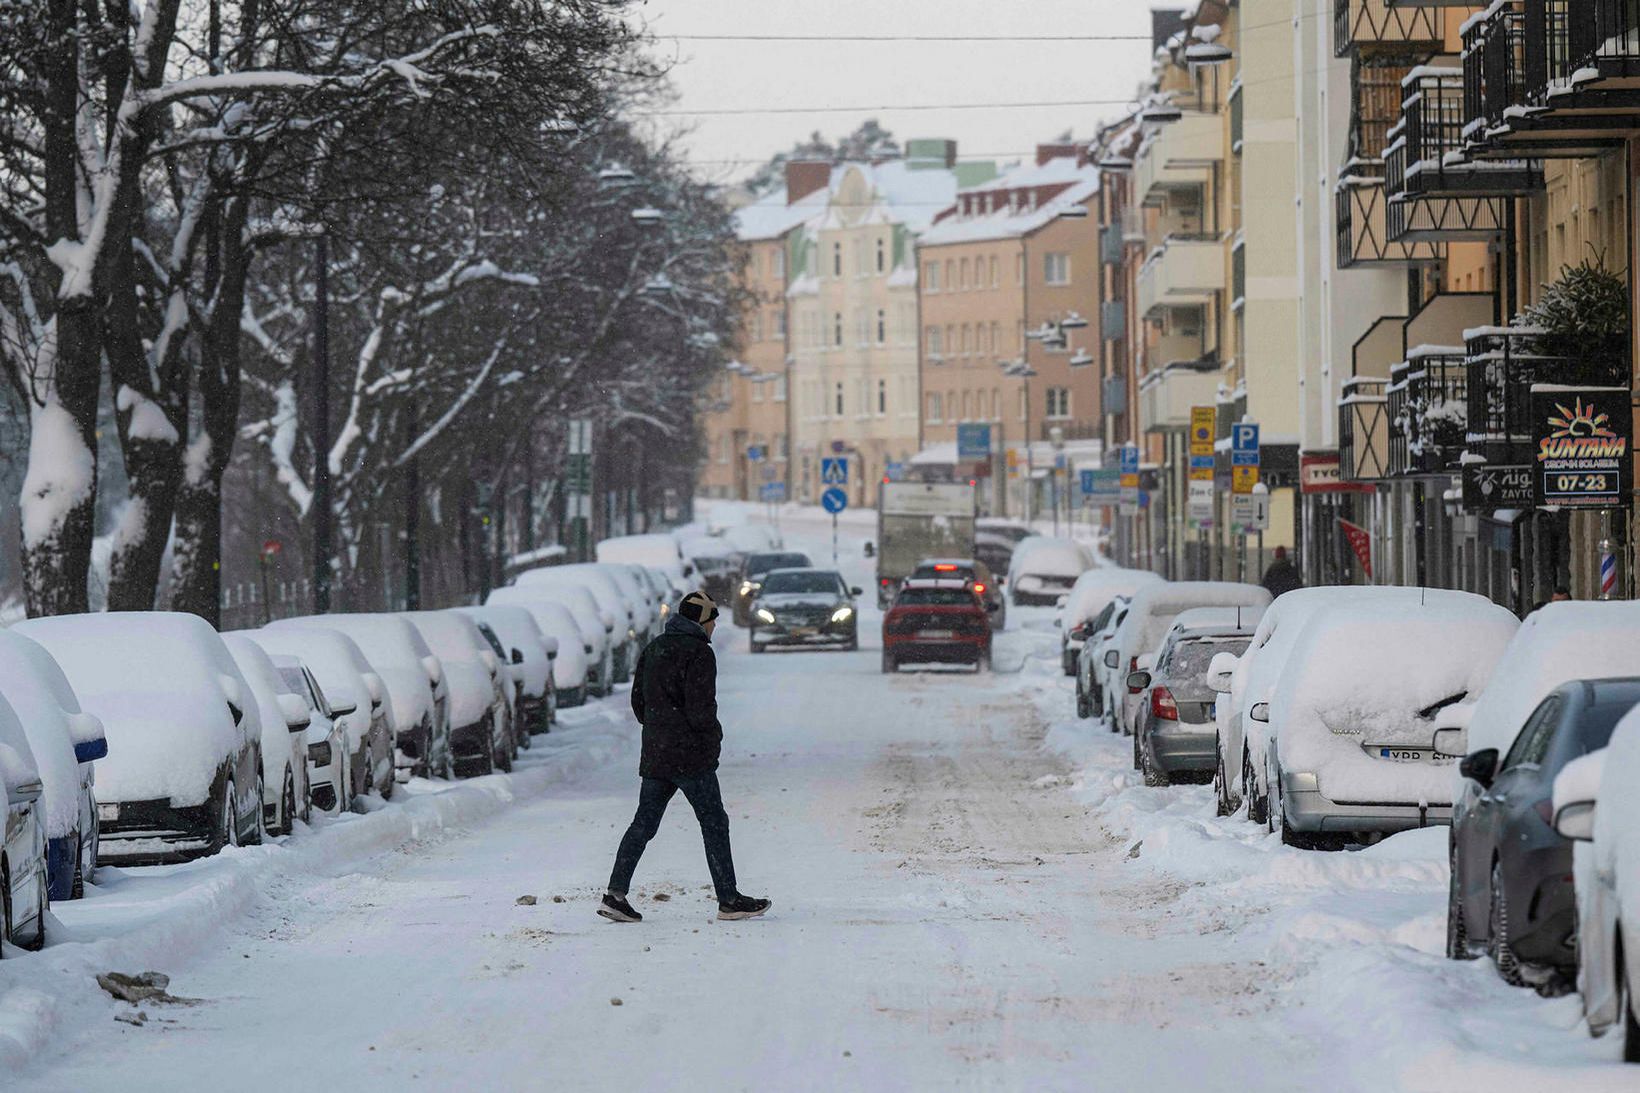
{"left": 1530, "top": 386, "right": 1632, "bottom": 509}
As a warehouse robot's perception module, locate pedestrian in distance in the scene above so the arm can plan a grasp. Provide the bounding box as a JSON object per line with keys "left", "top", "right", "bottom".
{"left": 1260, "top": 545, "right": 1304, "bottom": 599}
{"left": 600, "top": 590, "right": 771, "bottom": 924}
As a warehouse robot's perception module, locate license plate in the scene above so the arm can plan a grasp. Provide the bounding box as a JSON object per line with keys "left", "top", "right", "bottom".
{"left": 97, "top": 803, "right": 119, "bottom": 822}
{"left": 918, "top": 629, "right": 955, "bottom": 639}
{"left": 1375, "top": 746, "right": 1431, "bottom": 762}
{"left": 790, "top": 627, "right": 816, "bottom": 636}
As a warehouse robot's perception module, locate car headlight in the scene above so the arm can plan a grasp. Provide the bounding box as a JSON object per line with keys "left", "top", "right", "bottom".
{"left": 830, "top": 606, "right": 853, "bottom": 623}
{"left": 755, "top": 608, "right": 775, "bottom": 624}
{"left": 307, "top": 741, "right": 332, "bottom": 765}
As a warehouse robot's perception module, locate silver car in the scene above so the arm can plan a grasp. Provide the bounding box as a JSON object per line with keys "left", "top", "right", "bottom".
{"left": 1128, "top": 621, "right": 1253, "bottom": 787}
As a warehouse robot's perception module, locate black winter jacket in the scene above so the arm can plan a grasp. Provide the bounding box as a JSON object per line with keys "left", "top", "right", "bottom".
{"left": 631, "top": 615, "right": 723, "bottom": 779}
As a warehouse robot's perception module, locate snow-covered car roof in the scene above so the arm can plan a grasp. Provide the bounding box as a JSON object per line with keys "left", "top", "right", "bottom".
{"left": 271, "top": 614, "right": 437, "bottom": 733}
{"left": 237, "top": 626, "right": 384, "bottom": 747}
{"left": 404, "top": 612, "right": 498, "bottom": 730}
{"left": 1006, "top": 536, "right": 1094, "bottom": 581}
{"left": 1167, "top": 605, "right": 1263, "bottom": 636}
{"left": 516, "top": 566, "right": 635, "bottom": 627}
{"left": 490, "top": 583, "right": 612, "bottom": 641}
{"left": 478, "top": 593, "right": 589, "bottom": 690}
{"left": 17, "top": 612, "right": 258, "bottom": 808}
{"left": 1464, "top": 600, "right": 1640, "bottom": 758}
{"left": 1116, "top": 582, "right": 1272, "bottom": 667}
{"left": 597, "top": 534, "right": 688, "bottom": 573}
{"left": 455, "top": 604, "right": 554, "bottom": 699}
{"left": 0, "top": 630, "right": 89, "bottom": 838}
{"left": 1271, "top": 597, "right": 1518, "bottom": 804}
{"left": 1062, "top": 567, "right": 1164, "bottom": 626}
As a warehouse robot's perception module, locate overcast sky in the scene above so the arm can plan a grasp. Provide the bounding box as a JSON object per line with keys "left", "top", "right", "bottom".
{"left": 631, "top": 0, "right": 1160, "bottom": 186}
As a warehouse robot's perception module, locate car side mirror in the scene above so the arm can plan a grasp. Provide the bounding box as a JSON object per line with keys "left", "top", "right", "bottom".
{"left": 1248, "top": 702, "right": 1270, "bottom": 723}
{"left": 1126, "top": 670, "right": 1152, "bottom": 692}
{"left": 66, "top": 711, "right": 108, "bottom": 762}
{"left": 73, "top": 737, "right": 109, "bottom": 763}
{"left": 1103, "top": 650, "right": 1119, "bottom": 669}
{"left": 1459, "top": 748, "right": 1499, "bottom": 788}
{"left": 1206, "top": 651, "right": 1238, "bottom": 694}
{"left": 1553, "top": 800, "right": 1596, "bottom": 842}
{"left": 511, "top": 648, "right": 525, "bottom": 665}
{"left": 277, "top": 692, "right": 312, "bottom": 731}
{"left": 851, "top": 586, "right": 863, "bottom": 597}
{"left": 1432, "top": 727, "right": 1467, "bottom": 759}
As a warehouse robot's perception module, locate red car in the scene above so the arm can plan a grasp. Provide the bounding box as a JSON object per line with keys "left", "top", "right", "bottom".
{"left": 882, "top": 579, "right": 992, "bottom": 673}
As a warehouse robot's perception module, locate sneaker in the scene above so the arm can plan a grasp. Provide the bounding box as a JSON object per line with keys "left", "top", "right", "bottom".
{"left": 717, "top": 894, "right": 772, "bottom": 921}
{"left": 597, "top": 893, "right": 642, "bottom": 923}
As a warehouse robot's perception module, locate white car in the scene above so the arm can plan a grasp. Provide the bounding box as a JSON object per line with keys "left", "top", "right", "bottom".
{"left": 277, "top": 614, "right": 451, "bottom": 780}
{"left": 241, "top": 627, "right": 394, "bottom": 805}
{"left": 598, "top": 533, "right": 697, "bottom": 592}
{"left": 1107, "top": 582, "right": 1272, "bottom": 737}
{"left": 456, "top": 604, "right": 557, "bottom": 736}
{"left": 0, "top": 630, "right": 105, "bottom": 900}
{"left": 1006, "top": 536, "right": 1094, "bottom": 606}
{"left": 480, "top": 595, "right": 590, "bottom": 707}
{"left": 18, "top": 612, "right": 264, "bottom": 862}
{"left": 270, "top": 655, "right": 351, "bottom": 815}
{"left": 1057, "top": 567, "right": 1162, "bottom": 675}
{"left": 0, "top": 693, "right": 48, "bottom": 950}
{"left": 1249, "top": 596, "right": 1517, "bottom": 847}
{"left": 1077, "top": 597, "right": 1130, "bottom": 721}
{"left": 223, "top": 634, "right": 313, "bottom": 836}
{"left": 507, "top": 573, "right": 623, "bottom": 690}
{"left": 405, "top": 612, "right": 513, "bottom": 776}
{"left": 568, "top": 562, "right": 657, "bottom": 646}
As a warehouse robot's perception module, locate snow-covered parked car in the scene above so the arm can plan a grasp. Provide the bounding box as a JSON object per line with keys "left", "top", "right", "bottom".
{"left": 1057, "top": 567, "right": 1162, "bottom": 675}
{"left": 680, "top": 534, "right": 737, "bottom": 602}
{"left": 483, "top": 592, "right": 591, "bottom": 708}
{"left": 598, "top": 533, "right": 696, "bottom": 592}
{"left": 1247, "top": 596, "right": 1517, "bottom": 848}
{"left": 18, "top": 612, "right": 264, "bottom": 862}
{"left": 544, "top": 562, "right": 651, "bottom": 656}
{"left": 0, "top": 693, "right": 48, "bottom": 951}
{"left": 1076, "top": 596, "right": 1130, "bottom": 720}
{"left": 269, "top": 655, "right": 350, "bottom": 815}
{"left": 223, "top": 635, "right": 313, "bottom": 837}
{"left": 1554, "top": 705, "right": 1640, "bottom": 1060}
{"left": 405, "top": 612, "right": 513, "bottom": 776}
{"left": 1005, "top": 536, "right": 1094, "bottom": 606}
{"left": 274, "top": 614, "right": 450, "bottom": 780}
{"left": 240, "top": 627, "right": 394, "bottom": 805}
{"left": 0, "top": 630, "right": 105, "bottom": 900}
{"left": 1106, "top": 582, "right": 1271, "bottom": 737}
{"left": 508, "top": 569, "right": 622, "bottom": 690}
{"left": 1127, "top": 610, "right": 1255, "bottom": 787}
{"left": 457, "top": 604, "right": 557, "bottom": 735}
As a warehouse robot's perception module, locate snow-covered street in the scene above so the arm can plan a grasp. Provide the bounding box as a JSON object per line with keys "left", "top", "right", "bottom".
{"left": 7, "top": 509, "right": 1632, "bottom": 1090}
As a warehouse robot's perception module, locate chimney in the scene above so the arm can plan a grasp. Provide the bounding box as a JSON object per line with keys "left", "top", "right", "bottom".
{"left": 905, "top": 138, "right": 958, "bottom": 171}
{"left": 785, "top": 160, "right": 830, "bottom": 205}
{"left": 1035, "top": 142, "right": 1080, "bottom": 166}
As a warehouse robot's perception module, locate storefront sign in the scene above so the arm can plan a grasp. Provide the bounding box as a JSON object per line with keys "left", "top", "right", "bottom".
{"left": 1461, "top": 464, "right": 1532, "bottom": 510}
{"left": 1299, "top": 452, "right": 1369, "bottom": 493}
{"left": 1530, "top": 386, "right": 1632, "bottom": 509}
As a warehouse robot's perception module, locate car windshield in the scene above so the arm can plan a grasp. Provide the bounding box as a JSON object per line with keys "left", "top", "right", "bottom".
{"left": 748, "top": 553, "right": 810, "bottom": 577}
{"left": 1166, "top": 637, "right": 1251, "bottom": 679}
{"left": 896, "top": 587, "right": 974, "bottom": 606}
{"left": 762, "top": 571, "right": 844, "bottom": 595}
{"left": 912, "top": 563, "right": 975, "bottom": 581}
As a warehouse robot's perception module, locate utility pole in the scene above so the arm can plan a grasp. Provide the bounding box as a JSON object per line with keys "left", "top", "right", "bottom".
{"left": 312, "top": 233, "right": 333, "bottom": 613}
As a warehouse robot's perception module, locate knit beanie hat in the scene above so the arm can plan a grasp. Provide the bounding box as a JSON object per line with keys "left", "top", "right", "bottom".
{"left": 679, "top": 590, "right": 719, "bottom": 624}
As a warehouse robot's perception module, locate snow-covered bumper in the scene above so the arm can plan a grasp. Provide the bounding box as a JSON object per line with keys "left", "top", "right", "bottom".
{"left": 94, "top": 798, "right": 216, "bottom": 865}
{"left": 1280, "top": 772, "right": 1451, "bottom": 834}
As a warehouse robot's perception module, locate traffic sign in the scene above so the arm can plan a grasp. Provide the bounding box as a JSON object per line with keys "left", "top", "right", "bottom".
{"left": 956, "top": 423, "right": 992, "bottom": 461}
{"left": 821, "top": 487, "right": 848, "bottom": 514}
{"left": 821, "top": 457, "right": 849, "bottom": 485}
{"left": 760, "top": 482, "right": 787, "bottom": 502}
{"left": 1231, "top": 422, "right": 1259, "bottom": 454}
{"left": 885, "top": 461, "right": 905, "bottom": 481}
{"left": 1231, "top": 420, "right": 1260, "bottom": 496}
{"left": 1189, "top": 406, "right": 1215, "bottom": 482}
{"left": 747, "top": 445, "right": 764, "bottom": 462}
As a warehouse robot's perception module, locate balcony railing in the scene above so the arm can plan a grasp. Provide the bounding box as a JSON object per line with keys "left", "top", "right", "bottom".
{"left": 1355, "top": 57, "right": 1417, "bottom": 160}
{"left": 1339, "top": 376, "right": 1391, "bottom": 481}
{"left": 1335, "top": 0, "right": 1444, "bottom": 58}
{"left": 1399, "top": 347, "right": 1469, "bottom": 474}
{"left": 1385, "top": 192, "right": 1508, "bottom": 241}
{"left": 1463, "top": 324, "right": 1629, "bottom": 463}
{"left": 1390, "top": 66, "right": 1541, "bottom": 195}
{"left": 1136, "top": 234, "right": 1225, "bottom": 318}
{"left": 1463, "top": 2, "right": 1526, "bottom": 141}
{"left": 1135, "top": 112, "right": 1221, "bottom": 205}
{"left": 1336, "top": 161, "right": 1443, "bottom": 266}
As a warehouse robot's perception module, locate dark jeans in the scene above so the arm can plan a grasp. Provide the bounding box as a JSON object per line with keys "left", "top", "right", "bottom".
{"left": 608, "top": 771, "right": 738, "bottom": 903}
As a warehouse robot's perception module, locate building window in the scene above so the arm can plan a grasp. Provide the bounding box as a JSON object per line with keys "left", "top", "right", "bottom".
{"left": 832, "top": 242, "right": 842, "bottom": 277}
{"left": 774, "top": 375, "right": 787, "bottom": 402}
{"left": 1046, "top": 386, "right": 1071, "bottom": 418}
{"left": 1044, "top": 253, "right": 1071, "bottom": 285}
{"left": 928, "top": 392, "right": 943, "bottom": 423}
{"left": 925, "top": 260, "right": 940, "bottom": 291}
{"left": 961, "top": 390, "right": 971, "bottom": 420}
{"left": 927, "top": 325, "right": 943, "bottom": 356}
{"left": 835, "top": 382, "right": 844, "bottom": 416}
{"left": 777, "top": 433, "right": 788, "bottom": 460}
{"left": 989, "top": 321, "right": 1000, "bottom": 356}
{"left": 876, "top": 309, "right": 886, "bottom": 344}
{"left": 960, "top": 257, "right": 970, "bottom": 289}
{"left": 878, "top": 378, "right": 887, "bottom": 415}
{"left": 856, "top": 309, "right": 868, "bottom": 346}
{"left": 945, "top": 324, "right": 955, "bottom": 356}
{"left": 960, "top": 324, "right": 971, "bottom": 355}
{"left": 834, "top": 312, "right": 843, "bottom": 347}
{"left": 944, "top": 259, "right": 954, "bottom": 289}
{"left": 775, "top": 309, "right": 786, "bottom": 338}
{"left": 752, "top": 378, "right": 764, "bottom": 403}
{"left": 991, "top": 388, "right": 1001, "bottom": 420}
{"left": 774, "top": 250, "right": 785, "bottom": 279}
{"left": 876, "top": 237, "right": 886, "bottom": 272}
{"left": 719, "top": 435, "right": 730, "bottom": 464}
{"left": 989, "top": 256, "right": 999, "bottom": 287}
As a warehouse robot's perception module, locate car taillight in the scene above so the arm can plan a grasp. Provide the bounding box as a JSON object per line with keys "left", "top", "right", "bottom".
{"left": 934, "top": 564, "right": 957, "bottom": 572}
{"left": 972, "top": 582, "right": 986, "bottom": 594}
{"left": 1151, "top": 686, "right": 1178, "bottom": 721}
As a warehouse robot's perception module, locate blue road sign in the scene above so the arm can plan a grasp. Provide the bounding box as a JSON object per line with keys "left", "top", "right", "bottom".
{"left": 821, "top": 457, "right": 849, "bottom": 485}
{"left": 956, "top": 423, "right": 992, "bottom": 461}
{"left": 1231, "top": 422, "right": 1259, "bottom": 454}
{"left": 1080, "top": 469, "right": 1096, "bottom": 493}
{"left": 1120, "top": 444, "right": 1139, "bottom": 475}
{"left": 746, "top": 445, "right": 764, "bottom": 462}
{"left": 885, "top": 461, "right": 905, "bottom": 481}
{"left": 1189, "top": 454, "right": 1215, "bottom": 473}
{"left": 821, "top": 487, "right": 848, "bottom": 514}
{"left": 760, "top": 482, "right": 787, "bottom": 502}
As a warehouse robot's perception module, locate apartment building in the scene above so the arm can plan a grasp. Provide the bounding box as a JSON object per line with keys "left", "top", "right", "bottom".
{"left": 914, "top": 148, "right": 1103, "bottom": 517}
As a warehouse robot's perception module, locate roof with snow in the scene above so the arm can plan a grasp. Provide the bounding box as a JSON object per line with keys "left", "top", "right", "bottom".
{"left": 734, "top": 184, "right": 828, "bottom": 242}
{"left": 918, "top": 166, "right": 1098, "bottom": 247}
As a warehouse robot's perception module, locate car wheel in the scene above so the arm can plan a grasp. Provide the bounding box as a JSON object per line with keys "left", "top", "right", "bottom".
{"left": 1620, "top": 943, "right": 1640, "bottom": 1063}
{"left": 71, "top": 839, "right": 85, "bottom": 900}
{"left": 1062, "top": 653, "right": 1075, "bottom": 677}
{"left": 881, "top": 651, "right": 896, "bottom": 674}
{"left": 1076, "top": 687, "right": 1091, "bottom": 720}
{"left": 1139, "top": 733, "right": 1168, "bottom": 788}
{"left": 214, "top": 778, "right": 239, "bottom": 851}
{"left": 1489, "top": 860, "right": 1527, "bottom": 987}
{"left": 495, "top": 729, "right": 514, "bottom": 774}
{"left": 1446, "top": 837, "right": 1476, "bottom": 961}
{"left": 280, "top": 770, "right": 298, "bottom": 837}
{"left": 246, "top": 775, "right": 265, "bottom": 845}
{"left": 1245, "top": 748, "right": 1267, "bottom": 826}
{"left": 1212, "top": 743, "right": 1231, "bottom": 817}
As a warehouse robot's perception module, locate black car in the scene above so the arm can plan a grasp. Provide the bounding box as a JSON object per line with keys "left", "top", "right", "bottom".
{"left": 749, "top": 569, "right": 861, "bottom": 652}
{"left": 732, "top": 551, "right": 813, "bottom": 626}
{"left": 1447, "top": 677, "right": 1640, "bottom": 983}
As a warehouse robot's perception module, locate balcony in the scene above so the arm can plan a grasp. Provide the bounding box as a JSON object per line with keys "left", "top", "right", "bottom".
{"left": 1137, "top": 234, "right": 1225, "bottom": 318}
{"left": 1339, "top": 376, "right": 1391, "bottom": 482}
{"left": 1100, "top": 223, "right": 1124, "bottom": 266}
{"left": 1462, "top": 0, "right": 1640, "bottom": 159}
{"left": 1390, "top": 347, "right": 1469, "bottom": 475}
{"left": 1101, "top": 298, "right": 1127, "bottom": 343}
{"left": 1134, "top": 112, "right": 1222, "bottom": 205}
{"left": 1388, "top": 66, "right": 1541, "bottom": 194}
{"left": 1463, "top": 324, "right": 1629, "bottom": 465}
{"left": 1139, "top": 359, "right": 1221, "bottom": 434}
{"left": 1336, "top": 162, "right": 1443, "bottom": 266}
{"left": 1384, "top": 191, "right": 1508, "bottom": 241}
{"left": 1335, "top": 0, "right": 1443, "bottom": 58}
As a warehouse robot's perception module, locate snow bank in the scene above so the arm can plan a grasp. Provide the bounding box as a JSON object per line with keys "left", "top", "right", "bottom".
{"left": 0, "top": 703, "right": 636, "bottom": 1074}
{"left": 16, "top": 614, "right": 257, "bottom": 808}
{"left": 0, "top": 632, "right": 89, "bottom": 839}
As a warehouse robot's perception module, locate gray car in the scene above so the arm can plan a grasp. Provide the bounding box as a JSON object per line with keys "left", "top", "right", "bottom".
{"left": 1128, "top": 623, "right": 1253, "bottom": 787}
{"left": 1447, "top": 677, "right": 1640, "bottom": 983}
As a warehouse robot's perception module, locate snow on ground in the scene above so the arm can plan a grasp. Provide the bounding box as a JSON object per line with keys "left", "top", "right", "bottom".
{"left": 4, "top": 502, "right": 1633, "bottom": 1090}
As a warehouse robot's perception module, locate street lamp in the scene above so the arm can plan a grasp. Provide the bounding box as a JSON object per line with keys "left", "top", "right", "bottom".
{"left": 598, "top": 162, "right": 637, "bottom": 188}
{"left": 1000, "top": 357, "right": 1039, "bottom": 524}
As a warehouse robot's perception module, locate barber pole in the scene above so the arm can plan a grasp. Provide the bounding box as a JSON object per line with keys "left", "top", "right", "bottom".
{"left": 1599, "top": 539, "right": 1617, "bottom": 599}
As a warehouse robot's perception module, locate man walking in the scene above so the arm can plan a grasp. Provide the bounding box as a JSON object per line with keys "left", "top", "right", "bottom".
{"left": 1260, "top": 545, "right": 1304, "bottom": 599}
{"left": 600, "top": 590, "right": 770, "bottom": 923}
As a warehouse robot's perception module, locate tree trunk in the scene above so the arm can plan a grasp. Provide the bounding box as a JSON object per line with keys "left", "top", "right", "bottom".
{"left": 19, "top": 321, "right": 100, "bottom": 617}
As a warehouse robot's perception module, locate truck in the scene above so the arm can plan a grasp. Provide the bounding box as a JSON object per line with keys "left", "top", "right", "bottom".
{"left": 875, "top": 481, "right": 977, "bottom": 606}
